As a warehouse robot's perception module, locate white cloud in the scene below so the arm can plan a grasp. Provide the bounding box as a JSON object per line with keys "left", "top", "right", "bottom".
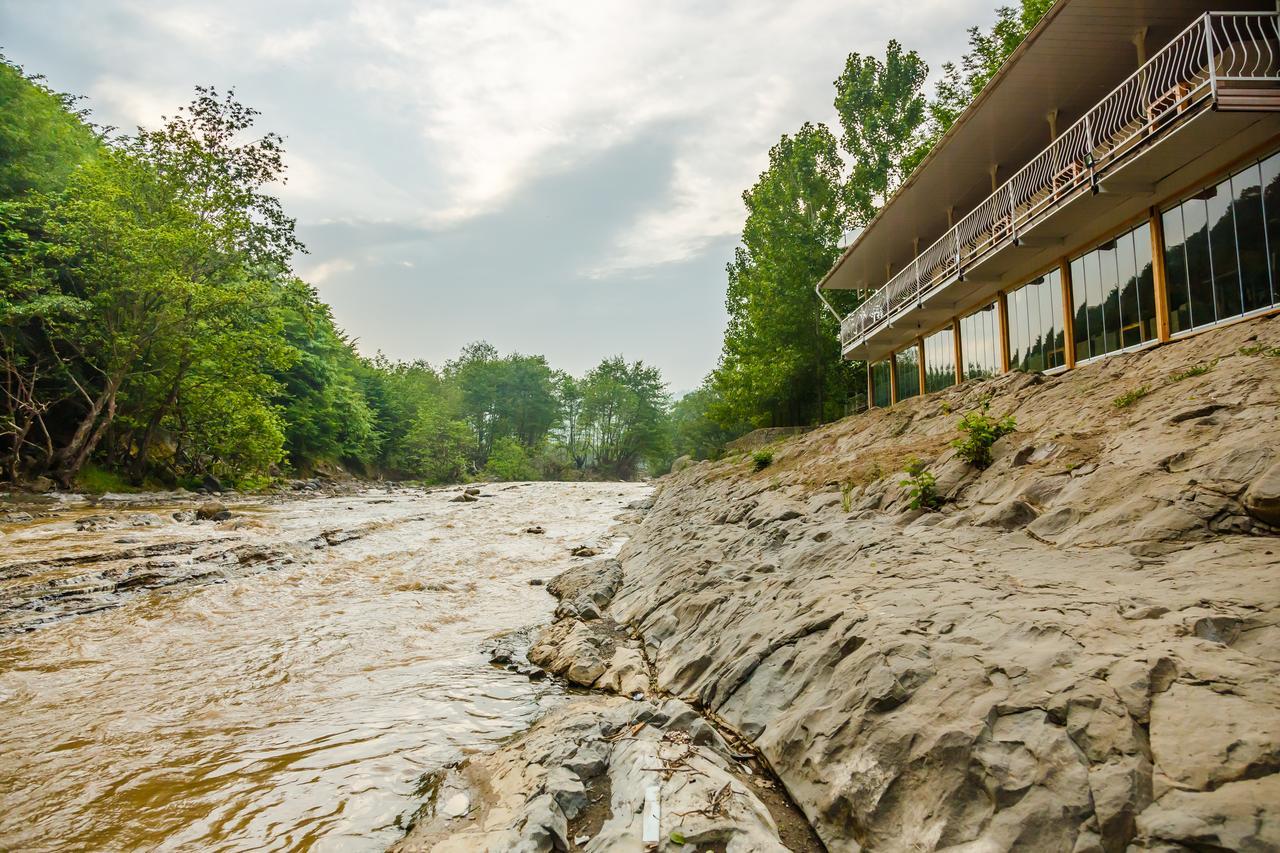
{"left": 302, "top": 257, "right": 356, "bottom": 284}
{"left": 337, "top": 0, "right": 981, "bottom": 271}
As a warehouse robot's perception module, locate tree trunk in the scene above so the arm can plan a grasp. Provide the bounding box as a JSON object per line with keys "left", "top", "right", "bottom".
{"left": 130, "top": 366, "right": 185, "bottom": 483}
{"left": 55, "top": 373, "right": 123, "bottom": 487}
{"left": 6, "top": 415, "right": 32, "bottom": 483}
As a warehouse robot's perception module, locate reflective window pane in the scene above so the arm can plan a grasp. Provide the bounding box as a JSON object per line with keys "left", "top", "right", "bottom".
{"left": 1133, "top": 222, "right": 1157, "bottom": 342}
{"left": 1207, "top": 178, "right": 1243, "bottom": 319}
{"left": 1232, "top": 162, "right": 1271, "bottom": 313}
{"left": 960, "top": 302, "right": 1000, "bottom": 380}
{"left": 1163, "top": 206, "right": 1192, "bottom": 334}
{"left": 871, "top": 360, "right": 891, "bottom": 408}
{"left": 1183, "top": 195, "right": 1215, "bottom": 327}
{"left": 1070, "top": 257, "right": 1090, "bottom": 357}
{"left": 1116, "top": 230, "right": 1140, "bottom": 349}
{"left": 1262, "top": 151, "right": 1280, "bottom": 305}
{"left": 924, "top": 326, "right": 955, "bottom": 393}
{"left": 1003, "top": 270, "right": 1063, "bottom": 374}
{"left": 894, "top": 346, "right": 920, "bottom": 400}
{"left": 1098, "top": 238, "right": 1121, "bottom": 353}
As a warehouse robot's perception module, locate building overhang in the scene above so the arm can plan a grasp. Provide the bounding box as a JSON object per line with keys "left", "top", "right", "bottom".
{"left": 844, "top": 106, "right": 1280, "bottom": 362}
{"left": 818, "top": 0, "right": 1278, "bottom": 300}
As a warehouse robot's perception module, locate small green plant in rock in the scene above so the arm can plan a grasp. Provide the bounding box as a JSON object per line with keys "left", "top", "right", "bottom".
{"left": 939, "top": 400, "right": 953, "bottom": 415}
{"left": 1239, "top": 343, "right": 1280, "bottom": 357}
{"left": 1169, "top": 360, "right": 1217, "bottom": 382}
{"left": 900, "top": 458, "right": 940, "bottom": 511}
{"left": 1112, "top": 386, "right": 1150, "bottom": 409}
{"left": 752, "top": 449, "right": 773, "bottom": 471}
{"left": 952, "top": 399, "right": 1017, "bottom": 470}
{"left": 841, "top": 481, "right": 854, "bottom": 512}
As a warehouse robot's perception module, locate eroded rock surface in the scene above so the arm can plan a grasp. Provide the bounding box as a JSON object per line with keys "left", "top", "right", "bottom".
{"left": 602, "top": 317, "right": 1280, "bottom": 852}
{"left": 391, "top": 696, "right": 811, "bottom": 853}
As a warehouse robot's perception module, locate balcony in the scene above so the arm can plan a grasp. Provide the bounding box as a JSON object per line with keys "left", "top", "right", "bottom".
{"left": 837, "top": 11, "right": 1280, "bottom": 361}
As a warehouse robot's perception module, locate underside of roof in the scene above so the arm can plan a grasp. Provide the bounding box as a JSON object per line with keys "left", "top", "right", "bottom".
{"left": 821, "top": 0, "right": 1278, "bottom": 293}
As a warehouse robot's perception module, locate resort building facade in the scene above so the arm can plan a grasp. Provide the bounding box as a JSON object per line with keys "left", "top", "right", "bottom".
{"left": 817, "top": 1, "right": 1280, "bottom": 409}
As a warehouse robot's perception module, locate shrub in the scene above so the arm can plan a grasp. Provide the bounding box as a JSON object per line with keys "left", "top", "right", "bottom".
{"left": 752, "top": 450, "right": 773, "bottom": 471}
{"left": 841, "top": 481, "right": 854, "bottom": 513}
{"left": 1112, "top": 386, "right": 1150, "bottom": 409}
{"left": 952, "top": 400, "right": 1016, "bottom": 470}
{"left": 1169, "top": 360, "right": 1216, "bottom": 382}
{"left": 900, "top": 458, "right": 940, "bottom": 510}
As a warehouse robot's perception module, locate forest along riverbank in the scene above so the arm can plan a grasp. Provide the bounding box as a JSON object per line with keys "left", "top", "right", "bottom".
{"left": 0, "top": 481, "right": 648, "bottom": 853}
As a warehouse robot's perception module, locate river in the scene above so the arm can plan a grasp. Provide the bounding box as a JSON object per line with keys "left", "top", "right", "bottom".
{"left": 0, "top": 481, "right": 648, "bottom": 852}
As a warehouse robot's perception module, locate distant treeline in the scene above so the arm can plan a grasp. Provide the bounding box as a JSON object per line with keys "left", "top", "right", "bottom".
{"left": 673, "top": 0, "right": 1055, "bottom": 456}
{"left": 0, "top": 61, "right": 672, "bottom": 490}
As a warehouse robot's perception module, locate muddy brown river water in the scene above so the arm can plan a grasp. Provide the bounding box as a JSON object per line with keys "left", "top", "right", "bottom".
{"left": 0, "top": 481, "right": 648, "bottom": 852}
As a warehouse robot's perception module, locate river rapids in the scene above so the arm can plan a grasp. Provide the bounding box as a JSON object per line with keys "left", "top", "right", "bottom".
{"left": 0, "top": 481, "right": 649, "bottom": 852}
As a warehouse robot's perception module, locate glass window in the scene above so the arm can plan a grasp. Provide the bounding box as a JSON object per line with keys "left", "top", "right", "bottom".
{"left": 1184, "top": 192, "right": 1216, "bottom": 328}
{"left": 870, "top": 360, "right": 891, "bottom": 408}
{"left": 1116, "top": 229, "right": 1140, "bottom": 349}
{"left": 1070, "top": 221, "right": 1159, "bottom": 361}
{"left": 924, "top": 326, "right": 956, "bottom": 393}
{"left": 1070, "top": 256, "right": 1090, "bottom": 357}
{"left": 1162, "top": 206, "right": 1193, "bottom": 334}
{"left": 1207, "top": 179, "right": 1243, "bottom": 320}
{"left": 959, "top": 301, "right": 1000, "bottom": 380}
{"left": 1232, "top": 162, "right": 1272, "bottom": 313}
{"left": 1133, "top": 222, "right": 1157, "bottom": 343}
{"left": 1262, "top": 151, "right": 1280, "bottom": 306}
{"left": 1005, "top": 270, "right": 1065, "bottom": 373}
{"left": 1162, "top": 151, "right": 1280, "bottom": 333}
{"left": 1098, "top": 238, "right": 1121, "bottom": 354}
{"left": 894, "top": 346, "right": 920, "bottom": 401}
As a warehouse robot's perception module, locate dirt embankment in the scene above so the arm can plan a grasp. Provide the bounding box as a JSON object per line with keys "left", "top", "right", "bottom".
{"left": 398, "top": 315, "right": 1280, "bottom": 852}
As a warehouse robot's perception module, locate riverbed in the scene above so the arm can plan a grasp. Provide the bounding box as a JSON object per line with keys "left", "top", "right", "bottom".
{"left": 0, "top": 481, "right": 648, "bottom": 852}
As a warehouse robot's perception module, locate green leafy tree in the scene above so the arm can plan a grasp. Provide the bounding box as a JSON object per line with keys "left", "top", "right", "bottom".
{"left": 713, "top": 122, "right": 857, "bottom": 428}
{"left": 399, "top": 406, "right": 474, "bottom": 483}
{"left": 834, "top": 40, "right": 930, "bottom": 225}
{"left": 670, "top": 382, "right": 744, "bottom": 461}
{"left": 926, "top": 0, "right": 1056, "bottom": 143}
{"left": 580, "top": 357, "right": 670, "bottom": 478}
{"left": 483, "top": 435, "right": 537, "bottom": 481}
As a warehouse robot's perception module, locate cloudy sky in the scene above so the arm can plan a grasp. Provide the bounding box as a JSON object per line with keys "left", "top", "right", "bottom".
{"left": 2, "top": 0, "right": 992, "bottom": 392}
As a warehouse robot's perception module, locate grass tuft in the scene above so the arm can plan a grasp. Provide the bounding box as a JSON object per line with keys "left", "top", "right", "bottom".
{"left": 1112, "top": 386, "right": 1150, "bottom": 409}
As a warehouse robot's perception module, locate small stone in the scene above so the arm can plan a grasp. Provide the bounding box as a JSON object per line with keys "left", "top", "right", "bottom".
{"left": 529, "top": 578, "right": 545, "bottom": 586}
{"left": 570, "top": 546, "right": 599, "bottom": 557}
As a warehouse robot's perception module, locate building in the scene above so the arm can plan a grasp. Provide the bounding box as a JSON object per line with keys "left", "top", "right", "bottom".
{"left": 816, "top": 1, "right": 1280, "bottom": 409}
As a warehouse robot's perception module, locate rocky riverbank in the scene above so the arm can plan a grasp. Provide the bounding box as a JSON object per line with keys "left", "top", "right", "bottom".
{"left": 397, "top": 314, "right": 1280, "bottom": 851}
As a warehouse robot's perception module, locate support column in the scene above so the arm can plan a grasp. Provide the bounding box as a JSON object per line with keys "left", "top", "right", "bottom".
{"left": 997, "top": 291, "right": 1011, "bottom": 373}
{"left": 952, "top": 319, "right": 964, "bottom": 383}
{"left": 1150, "top": 208, "right": 1172, "bottom": 341}
{"left": 1060, "top": 259, "right": 1077, "bottom": 369}
{"left": 917, "top": 338, "right": 927, "bottom": 395}
{"left": 866, "top": 361, "right": 873, "bottom": 411}
{"left": 889, "top": 351, "right": 899, "bottom": 404}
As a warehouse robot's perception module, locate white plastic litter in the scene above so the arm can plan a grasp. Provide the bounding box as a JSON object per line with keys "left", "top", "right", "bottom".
{"left": 642, "top": 784, "right": 660, "bottom": 845}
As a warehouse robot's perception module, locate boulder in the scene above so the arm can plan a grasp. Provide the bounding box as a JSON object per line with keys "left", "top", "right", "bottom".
{"left": 1243, "top": 460, "right": 1280, "bottom": 526}
{"left": 671, "top": 454, "right": 695, "bottom": 474}
{"left": 196, "top": 501, "right": 227, "bottom": 520}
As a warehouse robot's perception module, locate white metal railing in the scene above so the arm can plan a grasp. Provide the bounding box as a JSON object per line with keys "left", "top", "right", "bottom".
{"left": 838, "top": 11, "right": 1280, "bottom": 352}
